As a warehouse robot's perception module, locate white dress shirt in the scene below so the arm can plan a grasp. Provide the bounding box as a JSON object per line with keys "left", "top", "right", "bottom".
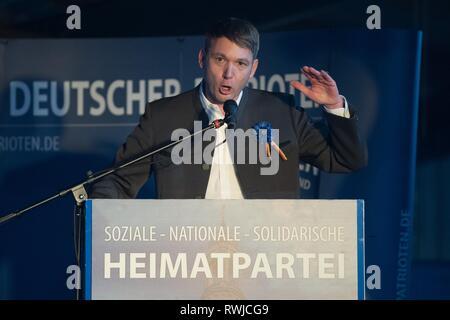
{"left": 200, "top": 85, "right": 245, "bottom": 199}
{"left": 199, "top": 84, "right": 350, "bottom": 199}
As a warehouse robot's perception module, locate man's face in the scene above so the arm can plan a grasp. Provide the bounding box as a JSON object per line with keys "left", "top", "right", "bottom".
{"left": 199, "top": 37, "right": 259, "bottom": 106}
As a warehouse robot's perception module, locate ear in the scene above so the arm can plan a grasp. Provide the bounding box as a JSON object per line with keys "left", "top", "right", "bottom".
{"left": 198, "top": 49, "right": 205, "bottom": 69}
{"left": 250, "top": 58, "right": 259, "bottom": 78}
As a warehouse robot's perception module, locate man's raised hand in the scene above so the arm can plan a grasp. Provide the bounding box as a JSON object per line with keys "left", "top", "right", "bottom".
{"left": 290, "top": 66, "right": 344, "bottom": 109}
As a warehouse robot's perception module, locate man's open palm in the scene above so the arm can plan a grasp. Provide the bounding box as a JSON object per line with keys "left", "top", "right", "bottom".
{"left": 290, "top": 66, "right": 343, "bottom": 109}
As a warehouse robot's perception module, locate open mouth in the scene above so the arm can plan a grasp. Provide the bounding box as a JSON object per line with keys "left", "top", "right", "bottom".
{"left": 219, "top": 85, "right": 232, "bottom": 95}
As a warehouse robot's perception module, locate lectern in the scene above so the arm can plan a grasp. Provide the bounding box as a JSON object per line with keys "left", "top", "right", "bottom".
{"left": 84, "top": 199, "right": 364, "bottom": 299}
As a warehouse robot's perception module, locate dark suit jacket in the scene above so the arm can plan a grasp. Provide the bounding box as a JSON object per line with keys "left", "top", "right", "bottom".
{"left": 90, "top": 85, "right": 366, "bottom": 199}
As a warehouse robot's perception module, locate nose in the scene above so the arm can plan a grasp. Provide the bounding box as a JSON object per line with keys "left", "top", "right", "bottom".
{"left": 223, "top": 62, "right": 234, "bottom": 79}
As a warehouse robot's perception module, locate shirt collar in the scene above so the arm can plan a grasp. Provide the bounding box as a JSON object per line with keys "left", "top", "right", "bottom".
{"left": 199, "top": 81, "right": 243, "bottom": 122}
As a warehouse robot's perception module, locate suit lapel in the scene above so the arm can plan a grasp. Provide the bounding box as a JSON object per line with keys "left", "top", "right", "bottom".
{"left": 236, "top": 87, "right": 251, "bottom": 130}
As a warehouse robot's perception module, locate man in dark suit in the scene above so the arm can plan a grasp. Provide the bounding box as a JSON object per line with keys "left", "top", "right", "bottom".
{"left": 90, "top": 17, "right": 366, "bottom": 200}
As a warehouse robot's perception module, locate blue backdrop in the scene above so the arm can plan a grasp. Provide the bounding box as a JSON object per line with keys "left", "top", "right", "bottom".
{"left": 0, "top": 29, "right": 421, "bottom": 299}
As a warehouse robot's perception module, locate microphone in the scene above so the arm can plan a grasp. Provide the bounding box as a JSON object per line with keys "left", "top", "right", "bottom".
{"left": 223, "top": 100, "right": 238, "bottom": 129}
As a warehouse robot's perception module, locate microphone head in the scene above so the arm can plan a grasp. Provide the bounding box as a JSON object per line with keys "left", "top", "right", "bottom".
{"left": 223, "top": 100, "right": 238, "bottom": 129}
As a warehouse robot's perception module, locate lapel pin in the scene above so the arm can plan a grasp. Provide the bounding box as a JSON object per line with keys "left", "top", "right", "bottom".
{"left": 252, "top": 121, "right": 287, "bottom": 161}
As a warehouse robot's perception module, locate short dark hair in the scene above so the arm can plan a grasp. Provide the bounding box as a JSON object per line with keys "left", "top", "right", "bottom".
{"left": 204, "top": 17, "right": 260, "bottom": 59}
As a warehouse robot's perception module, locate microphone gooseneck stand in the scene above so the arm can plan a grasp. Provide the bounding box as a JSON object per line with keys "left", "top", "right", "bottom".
{"left": 0, "top": 104, "right": 236, "bottom": 299}
{"left": 0, "top": 118, "right": 226, "bottom": 225}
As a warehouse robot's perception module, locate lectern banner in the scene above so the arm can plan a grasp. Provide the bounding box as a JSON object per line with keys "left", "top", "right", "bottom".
{"left": 85, "top": 199, "right": 364, "bottom": 300}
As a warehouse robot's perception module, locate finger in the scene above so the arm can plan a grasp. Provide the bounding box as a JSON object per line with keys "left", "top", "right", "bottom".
{"left": 320, "top": 70, "right": 335, "bottom": 83}
{"left": 301, "top": 69, "right": 314, "bottom": 81}
{"left": 305, "top": 66, "right": 328, "bottom": 83}
{"left": 303, "top": 65, "right": 318, "bottom": 74}
{"left": 308, "top": 66, "right": 323, "bottom": 78}
{"left": 302, "top": 66, "right": 318, "bottom": 78}
{"left": 290, "top": 80, "right": 313, "bottom": 97}
{"left": 301, "top": 69, "right": 319, "bottom": 84}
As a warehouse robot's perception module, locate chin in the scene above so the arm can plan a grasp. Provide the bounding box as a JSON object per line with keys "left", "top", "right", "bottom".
{"left": 219, "top": 93, "right": 234, "bottom": 101}
{"left": 214, "top": 94, "right": 230, "bottom": 103}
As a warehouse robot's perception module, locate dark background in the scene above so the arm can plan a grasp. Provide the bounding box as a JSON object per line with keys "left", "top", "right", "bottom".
{"left": 0, "top": 0, "right": 449, "bottom": 299}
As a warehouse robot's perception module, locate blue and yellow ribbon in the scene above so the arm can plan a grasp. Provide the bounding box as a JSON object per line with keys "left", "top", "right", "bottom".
{"left": 252, "top": 121, "right": 287, "bottom": 161}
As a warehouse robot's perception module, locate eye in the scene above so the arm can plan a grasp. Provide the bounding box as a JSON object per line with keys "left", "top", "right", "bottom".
{"left": 238, "top": 61, "right": 248, "bottom": 67}
{"left": 215, "top": 56, "right": 224, "bottom": 63}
